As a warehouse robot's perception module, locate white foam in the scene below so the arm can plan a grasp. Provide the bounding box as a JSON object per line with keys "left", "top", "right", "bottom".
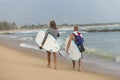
{"left": 6, "top": 35, "right": 18, "bottom": 39}
{"left": 19, "top": 37, "right": 33, "bottom": 41}
{"left": 19, "top": 37, "right": 29, "bottom": 40}
{"left": 20, "top": 43, "right": 39, "bottom": 50}
{"left": 60, "top": 27, "right": 73, "bottom": 30}
{"left": 0, "top": 35, "right": 5, "bottom": 36}
{"left": 17, "top": 30, "right": 38, "bottom": 33}
{"left": 116, "top": 56, "right": 120, "bottom": 63}
{"left": 59, "top": 31, "right": 66, "bottom": 34}
{"left": 0, "top": 35, "right": 17, "bottom": 38}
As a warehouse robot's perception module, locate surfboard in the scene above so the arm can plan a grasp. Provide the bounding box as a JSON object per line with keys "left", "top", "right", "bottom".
{"left": 66, "top": 38, "right": 81, "bottom": 60}
{"left": 35, "top": 30, "right": 60, "bottom": 52}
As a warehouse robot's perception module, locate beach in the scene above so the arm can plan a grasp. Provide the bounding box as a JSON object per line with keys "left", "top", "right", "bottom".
{"left": 0, "top": 34, "right": 119, "bottom": 80}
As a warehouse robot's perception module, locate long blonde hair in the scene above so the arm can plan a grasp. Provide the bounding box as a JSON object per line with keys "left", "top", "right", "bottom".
{"left": 49, "top": 20, "right": 57, "bottom": 29}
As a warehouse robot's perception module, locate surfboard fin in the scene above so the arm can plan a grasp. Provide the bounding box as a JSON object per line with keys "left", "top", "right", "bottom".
{"left": 58, "top": 51, "right": 62, "bottom": 56}
{"left": 39, "top": 46, "right": 43, "bottom": 49}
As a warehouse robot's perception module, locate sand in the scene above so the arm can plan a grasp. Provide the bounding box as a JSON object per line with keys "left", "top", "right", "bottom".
{"left": 0, "top": 41, "right": 119, "bottom": 80}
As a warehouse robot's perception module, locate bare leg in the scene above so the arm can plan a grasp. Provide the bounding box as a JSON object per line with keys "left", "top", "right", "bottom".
{"left": 78, "top": 59, "right": 82, "bottom": 71}
{"left": 53, "top": 52, "right": 57, "bottom": 70}
{"left": 72, "top": 60, "right": 75, "bottom": 69}
{"left": 47, "top": 51, "right": 51, "bottom": 68}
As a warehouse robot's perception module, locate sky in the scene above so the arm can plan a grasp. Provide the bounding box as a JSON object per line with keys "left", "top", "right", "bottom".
{"left": 0, "top": 0, "right": 120, "bottom": 25}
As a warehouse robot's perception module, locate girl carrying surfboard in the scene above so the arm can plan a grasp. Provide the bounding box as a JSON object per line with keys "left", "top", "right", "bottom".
{"left": 40, "top": 20, "right": 59, "bottom": 70}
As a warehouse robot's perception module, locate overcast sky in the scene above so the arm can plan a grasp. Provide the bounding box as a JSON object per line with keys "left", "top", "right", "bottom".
{"left": 0, "top": 0, "right": 120, "bottom": 25}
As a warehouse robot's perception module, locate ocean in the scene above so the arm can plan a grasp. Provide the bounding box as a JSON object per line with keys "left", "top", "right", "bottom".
{"left": 0, "top": 26, "right": 120, "bottom": 75}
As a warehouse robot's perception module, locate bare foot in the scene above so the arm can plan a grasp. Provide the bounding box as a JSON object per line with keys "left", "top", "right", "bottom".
{"left": 47, "top": 64, "right": 50, "bottom": 68}
{"left": 78, "top": 67, "right": 81, "bottom": 72}
{"left": 54, "top": 67, "right": 57, "bottom": 70}
{"left": 54, "top": 66, "right": 57, "bottom": 70}
{"left": 72, "top": 66, "right": 75, "bottom": 70}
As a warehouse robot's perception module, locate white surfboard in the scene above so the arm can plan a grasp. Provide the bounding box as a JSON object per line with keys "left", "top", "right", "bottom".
{"left": 35, "top": 30, "right": 60, "bottom": 52}
{"left": 66, "top": 38, "right": 81, "bottom": 60}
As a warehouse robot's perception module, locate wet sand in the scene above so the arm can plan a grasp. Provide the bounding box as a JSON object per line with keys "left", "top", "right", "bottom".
{"left": 0, "top": 36, "right": 119, "bottom": 80}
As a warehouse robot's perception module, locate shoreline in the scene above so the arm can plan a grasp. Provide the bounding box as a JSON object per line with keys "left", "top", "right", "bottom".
{"left": 0, "top": 35, "right": 120, "bottom": 80}
{"left": 0, "top": 25, "right": 120, "bottom": 35}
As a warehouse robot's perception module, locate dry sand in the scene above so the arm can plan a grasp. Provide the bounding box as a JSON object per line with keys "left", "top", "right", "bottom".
{"left": 0, "top": 43, "right": 119, "bottom": 80}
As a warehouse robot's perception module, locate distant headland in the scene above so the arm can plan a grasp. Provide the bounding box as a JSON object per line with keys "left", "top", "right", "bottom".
{"left": 0, "top": 21, "right": 120, "bottom": 32}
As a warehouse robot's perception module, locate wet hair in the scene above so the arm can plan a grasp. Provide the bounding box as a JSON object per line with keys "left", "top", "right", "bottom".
{"left": 50, "top": 20, "right": 57, "bottom": 29}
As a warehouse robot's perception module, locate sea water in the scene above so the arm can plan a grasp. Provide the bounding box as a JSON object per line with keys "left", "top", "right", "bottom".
{"left": 1, "top": 26, "right": 120, "bottom": 72}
